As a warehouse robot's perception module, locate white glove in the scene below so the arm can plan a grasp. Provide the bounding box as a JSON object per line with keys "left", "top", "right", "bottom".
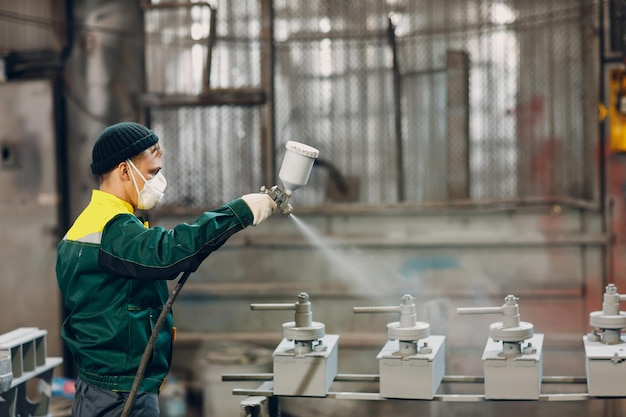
{"left": 241, "top": 193, "right": 277, "bottom": 226}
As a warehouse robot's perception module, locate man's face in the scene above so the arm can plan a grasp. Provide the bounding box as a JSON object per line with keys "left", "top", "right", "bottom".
{"left": 134, "top": 152, "right": 163, "bottom": 186}
{"left": 127, "top": 149, "right": 164, "bottom": 210}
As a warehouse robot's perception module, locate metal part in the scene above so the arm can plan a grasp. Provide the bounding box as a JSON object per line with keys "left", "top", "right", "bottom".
{"left": 588, "top": 283, "right": 626, "bottom": 336}
{"left": 0, "top": 328, "right": 63, "bottom": 416}
{"left": 224, "top": 372, "right": 587, "bottom": 385}
{"left": 375, "top": 336, "right": 446, "bottom": 400}
{"left": 278, "top": 141, "right": 319, "bottom": 192}
{"left": 238, "top": 387, "right": 274, "bottom": 417}
{"left": 386, "top": 16, "right": 405, "bottom": 201}
{"left": 272, "top": 335, "right": 339, "bottom": 397}
{"left": 250, "top": 293, "right": 338, "bottom": 397}
{"left": 0, "top": 352, "right": 11, "bottom": 394}
{"left": 457, "top": 295, "right": 543, "bottom": 400}
{"left": 251, "top": 293, "right": 325, "bottom": 346}
{"left": 260, "top": 185, "right": 293, "bottom": 216}
{"left": 226, "top": 367, "right": 592, "bottom": 406}
{"left": 354, "top": 294, "right": 431, "bottom": 352}
{"left": 457, "top": 294, "right": 534, "bottom": 344}
{"left": 354, "top": 295, "right": 445, "bottom": 399}
{"left": 583, "top": 283, "right": 626, "bottom": 396}
{"left": 232, "top": 379, "right": 590, "bottom": 402}
{"left": 259, "top": 140, "right": 319, "bottom": 216}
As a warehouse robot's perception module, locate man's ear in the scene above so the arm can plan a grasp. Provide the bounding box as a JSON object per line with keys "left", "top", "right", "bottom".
{"left": 117, "top": 161, "right": 132, "bottom": 182}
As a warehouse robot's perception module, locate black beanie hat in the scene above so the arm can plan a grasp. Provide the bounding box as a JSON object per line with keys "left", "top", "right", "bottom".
{"left": 91, "top": 122, "right": 159, "bottom": 175}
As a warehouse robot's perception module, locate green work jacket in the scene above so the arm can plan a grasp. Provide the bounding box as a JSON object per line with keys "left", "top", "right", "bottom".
{"left": 56, "top": 190, "right": 253, "bottom": 394}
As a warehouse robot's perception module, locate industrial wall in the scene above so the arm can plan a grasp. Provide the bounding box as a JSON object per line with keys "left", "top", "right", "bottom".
{"left": 0, "top": 1, "right": 67, "bottom": 360}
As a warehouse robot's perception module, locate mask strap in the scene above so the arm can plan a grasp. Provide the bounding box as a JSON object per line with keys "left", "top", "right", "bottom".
{"left": 127, "top": 159, "right": 149, "bottom": 181}
{"left": 126, "top": 159, "right": 144, "bottom": 195}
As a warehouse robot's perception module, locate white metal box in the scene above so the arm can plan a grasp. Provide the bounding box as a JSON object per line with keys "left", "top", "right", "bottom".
{"left": 377, "top": 335, "right": 445, "bottom": 399}
{"left": 583, "top": 335, "right": 626, "bottom": 396}
{"left": 272, "top": 334, "right": 339, "bottom": 397}
{"left": 482, "top": 334, "right": 543, "bottom": 400}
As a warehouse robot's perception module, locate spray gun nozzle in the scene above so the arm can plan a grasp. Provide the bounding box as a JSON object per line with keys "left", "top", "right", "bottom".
{"left": 260, "top": 185, "right": 293, "bottom": 216}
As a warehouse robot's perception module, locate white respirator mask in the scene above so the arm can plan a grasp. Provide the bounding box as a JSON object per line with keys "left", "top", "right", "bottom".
{"left": 127, "top": 159, "right": 167, "bottom": 210}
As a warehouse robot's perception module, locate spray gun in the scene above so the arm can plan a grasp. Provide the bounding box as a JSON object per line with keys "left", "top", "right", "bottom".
{"left": 261, "top": 141, "right": 320, "bottom": 216}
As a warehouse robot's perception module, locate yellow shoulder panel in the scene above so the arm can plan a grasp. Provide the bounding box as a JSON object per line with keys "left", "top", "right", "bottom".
{"left": 65, "top": 190, "right": 135, "bottom": 241}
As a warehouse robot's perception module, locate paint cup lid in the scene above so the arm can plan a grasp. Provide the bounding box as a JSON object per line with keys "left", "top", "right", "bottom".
{"left": 285, "top": 141, "right": 319, "bottom": 159}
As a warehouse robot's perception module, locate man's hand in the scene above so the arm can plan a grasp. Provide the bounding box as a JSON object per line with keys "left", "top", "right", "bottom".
{"left": 241, "top": 193, "right": 277, "bottom": 226}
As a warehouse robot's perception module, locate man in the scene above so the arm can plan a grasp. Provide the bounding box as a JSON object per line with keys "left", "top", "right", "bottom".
{"left": 56, "top": 122, "right": 276, "bottom": 416}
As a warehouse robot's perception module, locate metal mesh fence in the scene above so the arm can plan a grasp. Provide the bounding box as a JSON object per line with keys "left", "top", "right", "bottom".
{"left": 151, "top": 106, "right": 261, "bottom": 208}
{"left": 275, "top": 0, "right": 596, "bottom": 205}
{"left": 145, "top": 0, "right": 260, "bottom": 93}
{"left": 144, "top": 0, "right": 598, "bottom": 210}
{"left": 145, "top": 3, "right": 214, "bottom": 95}
{"left": 210, "top": 0, "right": 261, "bottom": 88}
{"left": 144, "top": 0, "right": 263, "bottom": 209}
{"left": 275, "top": 36, "right": 397, "bottom": 205}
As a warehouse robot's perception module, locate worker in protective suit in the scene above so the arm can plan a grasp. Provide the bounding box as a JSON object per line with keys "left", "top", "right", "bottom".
{"left": 56, "top": 122, "right": 276, "bottom": 416}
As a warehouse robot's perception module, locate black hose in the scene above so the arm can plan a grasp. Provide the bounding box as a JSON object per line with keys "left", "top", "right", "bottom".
{"left": 121, "top": 270, "right": 192, "bottom": 417}
{"left": 314, "top": 158, "right": 349, "bottom": 194}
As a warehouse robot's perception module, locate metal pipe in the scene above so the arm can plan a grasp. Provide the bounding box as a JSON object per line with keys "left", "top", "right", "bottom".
{"left": 387, "top": 15, "right": 405, "bottom": 202}
{"left": 202, "top": 4, "right": 216, "bottom": 91}
{"left": 353, "top": 306, "right": 399, "bottom": 314}
{"left": 121, "top": 271, "right": 192, "bottom": 417}
{"left": 250, "top": 293, "right": 313, "bottom": 328}
{"left": 457, "top": 307, "right": 503, "bottom": 315}
{"left": 140, "top": 0, "right": 213, "bottom": 10}
{"left": 231, "top": 387, "right": 590, "bottom": 402}
{"left": 222, "top": 373, "right": 587, "bottom": 384}
{"left": 250, "top": 304, "right": 296, "bottom": 311}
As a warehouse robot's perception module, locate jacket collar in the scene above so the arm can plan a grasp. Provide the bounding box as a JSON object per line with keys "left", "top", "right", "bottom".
{"left": 92, "top": 189, "right": 134, "bottom": 214}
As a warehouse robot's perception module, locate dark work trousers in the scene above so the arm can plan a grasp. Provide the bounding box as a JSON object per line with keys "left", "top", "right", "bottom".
{"left": 72, "top": 377, "right": 159, "bottom": 417}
